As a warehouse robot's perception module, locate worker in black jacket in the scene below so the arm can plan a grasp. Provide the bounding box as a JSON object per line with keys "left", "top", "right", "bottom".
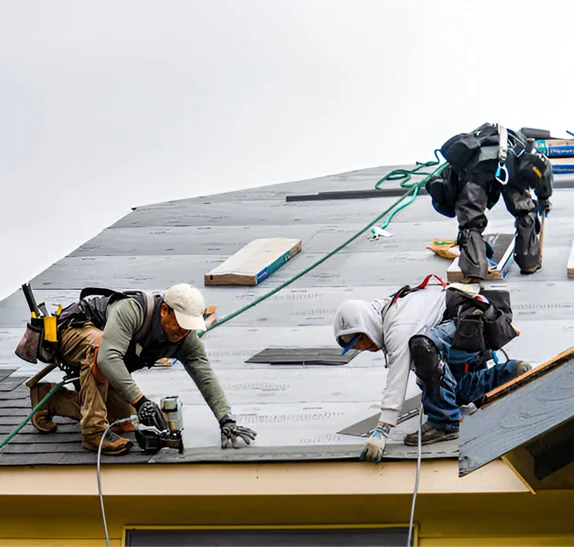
{"left": 427, "top": 123, "right": 553, "bottom": 283}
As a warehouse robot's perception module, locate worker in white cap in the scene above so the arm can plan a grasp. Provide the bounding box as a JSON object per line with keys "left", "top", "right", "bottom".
{"left": 28, "top": 284, "right": 256, "bottom": 455}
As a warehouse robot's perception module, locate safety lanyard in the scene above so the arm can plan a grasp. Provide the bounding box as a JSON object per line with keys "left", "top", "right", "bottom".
{"left": 390, "top": 274, "right": 447, "bottom": 306}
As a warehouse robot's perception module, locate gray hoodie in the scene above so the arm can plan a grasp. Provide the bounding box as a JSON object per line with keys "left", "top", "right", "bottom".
{"left": 334, "top": 284, "right": 447, "bottom": 426}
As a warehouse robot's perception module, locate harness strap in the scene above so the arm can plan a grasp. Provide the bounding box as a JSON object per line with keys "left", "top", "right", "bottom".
{"left": 390, "top": 274, "right": 447, "bottom": 306}
{"left": 133, "top": 292, "right": 155, "bottom": 343}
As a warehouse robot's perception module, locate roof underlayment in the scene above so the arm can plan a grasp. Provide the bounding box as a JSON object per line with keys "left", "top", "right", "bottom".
{"left": 1, "top": 164, "right": 573, "bottom": 466}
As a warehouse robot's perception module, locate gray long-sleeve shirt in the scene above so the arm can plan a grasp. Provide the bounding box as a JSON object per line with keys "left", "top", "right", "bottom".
{"left": 97, "top": 298, "right": 231, "bottom": 421}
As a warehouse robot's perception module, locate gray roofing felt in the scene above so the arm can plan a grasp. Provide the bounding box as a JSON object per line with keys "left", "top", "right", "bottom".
{"left": 1, "top": 164, "right": 574, "bottom": 466}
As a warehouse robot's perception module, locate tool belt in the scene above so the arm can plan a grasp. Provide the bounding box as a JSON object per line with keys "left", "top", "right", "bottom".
{"left": 15, "top": 315, "right": 59, "bottom": 364}
{"left": 444, "top": 288, "right": 518, "bottom": 352}
{"left": 14, "top": 284, "right": 60, "bottom": 365}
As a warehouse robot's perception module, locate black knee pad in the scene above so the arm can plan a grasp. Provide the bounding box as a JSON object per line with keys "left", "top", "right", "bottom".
{"left": 409, "top": 335, "right": 445, "bottom": 395}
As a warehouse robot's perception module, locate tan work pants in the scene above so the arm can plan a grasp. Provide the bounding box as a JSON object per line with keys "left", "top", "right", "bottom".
{"left": 51, "top": 323, "right": 134, "bottom": 435}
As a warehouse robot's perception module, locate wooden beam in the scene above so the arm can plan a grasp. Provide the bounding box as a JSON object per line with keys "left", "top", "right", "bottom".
{"left": 476, "top": 346, "right": 574, "bottom": 408}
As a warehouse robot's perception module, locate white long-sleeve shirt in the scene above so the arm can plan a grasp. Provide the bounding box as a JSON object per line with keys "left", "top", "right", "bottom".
{"left": 379, "top": 285, "right": 447, "bottom": 425}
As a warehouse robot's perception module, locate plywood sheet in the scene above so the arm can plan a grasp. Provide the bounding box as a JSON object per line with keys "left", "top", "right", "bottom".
{"left": 205, "top": 238, "right": 302, "bottom": 286}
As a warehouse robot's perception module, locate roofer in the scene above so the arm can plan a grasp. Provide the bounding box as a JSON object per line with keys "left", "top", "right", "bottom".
{"left": 426, "top": 123, "right": 553, "bottom": 283}
{"left": 29, "top": 283, "right": 256, "bottom": 455}
{"left": 333, "top": 274, "right": 531, "bottom": 464}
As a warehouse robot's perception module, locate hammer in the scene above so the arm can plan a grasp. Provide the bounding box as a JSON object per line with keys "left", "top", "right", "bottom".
{"left": 539, "top": 207, "right": 549, "bottom": 257}
{"left": 25, "top": 363, "right": 58, "bottom": 388}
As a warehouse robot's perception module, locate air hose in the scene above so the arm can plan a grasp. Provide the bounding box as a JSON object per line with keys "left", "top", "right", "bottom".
{"left": 0, "top": 157, "right": 448, "bottom": 449}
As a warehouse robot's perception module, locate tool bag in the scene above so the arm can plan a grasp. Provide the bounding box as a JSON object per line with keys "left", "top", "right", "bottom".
{"left": 440, "top": 133, "right": 481, "bottom": 173}
{"left": 425, "top": 165, "right": 459, "bottom": 218}
{"left": 15, "top": 315, "right": 59, "bottom": 364}
{"left": 444, "top": 287, "right": 518, "bottom": 352}
{"left": 517, "top": 144, "right": 549, "bottom": 187}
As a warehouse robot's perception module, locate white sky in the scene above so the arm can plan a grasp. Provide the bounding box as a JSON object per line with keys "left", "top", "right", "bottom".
{"left": 1, "top": 0, "right": 573, "bottom": 300}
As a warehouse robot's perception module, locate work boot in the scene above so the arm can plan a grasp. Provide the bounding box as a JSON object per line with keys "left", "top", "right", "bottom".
{"left": 459, "top": 276, "right": 484, "bottom": 289}
{"left": 515, "top": 360, "right": 533, "bottom": 376}
{"left": 404, "top": 422, "right": 459, "bottom": 446}
{"left": 520, "top": 261, "right": 542, "bottom": 275}
{"left": 82, "top": 430, "right": 133, "bottom": 455}
{"left": 30, "top": 383, "right": 58, "bottom": 433}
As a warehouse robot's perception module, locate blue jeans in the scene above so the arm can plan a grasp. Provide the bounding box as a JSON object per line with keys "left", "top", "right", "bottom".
{"left": 420, "top": 320, "right": 522, "bottom": 432}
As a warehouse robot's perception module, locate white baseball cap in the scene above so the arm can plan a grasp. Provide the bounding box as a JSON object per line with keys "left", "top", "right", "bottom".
{"left": 163, "top": 283, "right": 206, "bottom": 331}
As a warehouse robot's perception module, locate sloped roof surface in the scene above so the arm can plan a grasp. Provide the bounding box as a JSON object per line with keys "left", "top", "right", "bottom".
{"left": 1, "top": 164, "right": 573, "bottom": 466}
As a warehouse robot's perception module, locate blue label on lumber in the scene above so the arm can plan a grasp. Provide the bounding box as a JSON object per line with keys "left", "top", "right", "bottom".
{"left": 552, "top": 164, "right": 574, "bottom": 174}
{"left": 256, "top": 250, "right": 294, "bottom": 284}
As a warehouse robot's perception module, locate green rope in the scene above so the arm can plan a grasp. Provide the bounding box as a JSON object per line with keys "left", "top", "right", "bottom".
{"left": 373, "top": 150, "right": 444, "bottom": 230}
{"left": 0, "top": 156, "right": 448, "bottom": 449}
{"left": 198, "top": 158, "right": 448, "bottom": 338}
{"left": 0, "top": 380, "right": 66, "bottom": 450}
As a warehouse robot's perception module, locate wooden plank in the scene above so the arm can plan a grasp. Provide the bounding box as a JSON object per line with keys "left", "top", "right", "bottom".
{"left": 476, "top": 346, "right": 574, "bottom": 408}
{"left": 245, "top": 347, "right": 358, "bottom": 365}
{"left": 459, "top": 355, "right": 574, "bottom": 477}
{"left": 204, "top": 238, "right": 302, "bottom": 286}
{"left": 447, "top": 233, "right": 514, "bottom": 282}
{"left": 568, "top": 239, "right": 574, "bottom": 278}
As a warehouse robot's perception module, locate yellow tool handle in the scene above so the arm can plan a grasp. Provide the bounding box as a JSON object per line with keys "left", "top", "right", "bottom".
{"left": 43, "top": 316, "right": 58, "bottom": 343}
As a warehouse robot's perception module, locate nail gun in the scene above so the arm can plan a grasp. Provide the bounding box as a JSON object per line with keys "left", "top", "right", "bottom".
{"left": 135, "top": 396, "right": 185, "bottom": 455}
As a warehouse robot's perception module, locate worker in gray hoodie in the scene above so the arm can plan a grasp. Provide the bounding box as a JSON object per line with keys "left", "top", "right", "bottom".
{"left": 333, "top": 274, "right": 531, "bottom": 464}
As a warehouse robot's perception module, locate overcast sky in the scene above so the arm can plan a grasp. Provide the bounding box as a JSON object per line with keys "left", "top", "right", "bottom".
{"left": 1, "top": 0, "right": 573, "bottom": 300}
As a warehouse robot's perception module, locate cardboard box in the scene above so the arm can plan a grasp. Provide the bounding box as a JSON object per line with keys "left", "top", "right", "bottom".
{"left": 204, "top": 237, "right": 302, "bottom": 286}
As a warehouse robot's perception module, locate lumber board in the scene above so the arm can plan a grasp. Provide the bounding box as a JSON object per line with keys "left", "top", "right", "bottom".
{"left": 204, "top": 238, "right": 302, "bottom": 286}
{"left": 568, "top": 238, "right": 574, "bottom": 278}
{"left": 447, "top": 233, "right": 515, "bottom": 282}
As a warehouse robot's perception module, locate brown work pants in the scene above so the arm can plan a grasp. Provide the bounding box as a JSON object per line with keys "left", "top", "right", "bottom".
{"left": 47, "top": 323, "right": 134, "bottom": 435}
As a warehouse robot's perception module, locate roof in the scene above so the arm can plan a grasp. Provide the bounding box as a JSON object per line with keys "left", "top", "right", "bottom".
{"left": 459, "top": 347, "right": 574, "bottom": 479}
{"left": 1, "top": 164, "right": 574, "bottom": 467}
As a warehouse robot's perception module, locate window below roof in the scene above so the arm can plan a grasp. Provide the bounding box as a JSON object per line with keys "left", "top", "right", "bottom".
{"left": 125, "top": 526, "right": 411, "bottom": 546}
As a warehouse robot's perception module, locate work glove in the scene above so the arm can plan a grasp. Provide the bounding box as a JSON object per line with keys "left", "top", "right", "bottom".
{"left": 219, "top": 414, "right": 257, "bottom": 449}
{"left": 360, "top": 422, "right": 391, "bottom": 464}
{"left": 134, "top": 396, "right": 168, "bottom": 431}
{"left": 538, "top": 199, "right": 551, "bottom": 217}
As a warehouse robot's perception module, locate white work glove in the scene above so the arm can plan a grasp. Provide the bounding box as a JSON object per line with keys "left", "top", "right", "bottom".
{"left": 360, "top": 422, "right": 391, "bottom": 464}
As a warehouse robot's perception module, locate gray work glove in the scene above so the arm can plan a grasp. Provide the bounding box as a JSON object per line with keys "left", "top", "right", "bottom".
{"left": 219, "top": 414, "right": 257, "bottom": 449}
{"left": 134, "top": 396, "right": 168, "bottom": 431}
{"left": 360, "top": 422, "right": 391, "bottom": 464}
{"left": 538, "top": 198, "right": 551, "bottom": 217}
